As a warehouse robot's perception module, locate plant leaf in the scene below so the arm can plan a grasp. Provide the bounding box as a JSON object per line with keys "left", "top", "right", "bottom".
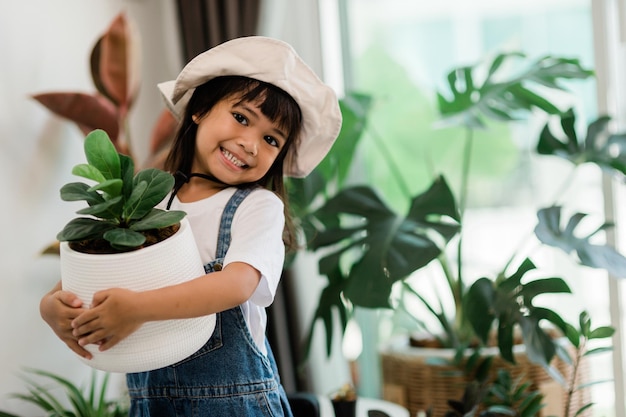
{"left": 60, "top": 182, "right": 105, "bottom": 205}
{"left": 76, "top": 195, "right": 124, "bottom": 220}
{"left": 124, "top": 169, "right": 175, "bottom": 220}
{"left": 84, "top": 129, "right": 121, "bottom": 180}
{"left": 91, "top": 12, "right": 140, "bottom": 110}
{"left": 437, "top": 53, "right": 592, "bottom": 129}
{"left": 130, "top": 209, "right": 186, "bottom": 231}
{"left": 535, "top": 206, "right": 626, "bottom": 278}
{"left": 103, "top": 228, "right": 146, "bottom": 248}
{"left": 31, "top": 92, "right": 120, "bottom": 141}
{"left": 537, "top": 110, "right": 626, "bottom": 177}
{"left": 311, "top": 176, "right": 459, "bottom": 308}
{"left": 57, "top": 218, "right": 117, "bottom": 242}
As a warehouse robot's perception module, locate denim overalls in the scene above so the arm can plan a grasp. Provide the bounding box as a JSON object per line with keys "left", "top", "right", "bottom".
{"left": 126, "top": 188, "right": 294, "bottom": 417}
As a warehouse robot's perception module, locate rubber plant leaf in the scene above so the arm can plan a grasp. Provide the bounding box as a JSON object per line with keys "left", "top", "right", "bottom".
{"left": 149, "top": 109, "right": 178, "bottom": 152}
{"left": 311, "top": 175, "right": 460, "bottom": 308}
{"left": 535, "top": 206, "right": 626, "bottom": 278}
{"left": 437, "top": 53, "right": 592, "bottom": 129}
{"left": 31, "top": 92, "right": 119, "bottom": 141}
{"left": 90, "top": 12, "right": 141, "bottom": 113}
{"left": 537, "top": 109, "right": 626, "bottom": 176}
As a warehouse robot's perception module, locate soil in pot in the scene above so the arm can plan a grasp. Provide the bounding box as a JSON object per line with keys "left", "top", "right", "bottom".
{"left": 69, "top": 224, "right": 180, "bottom": 254}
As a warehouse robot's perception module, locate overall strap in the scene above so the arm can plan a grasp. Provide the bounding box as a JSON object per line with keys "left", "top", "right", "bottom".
{"left": 204, "top": 187, "right": 254, "bottom": 273}
{"left": 215, "top": 187, "right": 254, "bottom": 258}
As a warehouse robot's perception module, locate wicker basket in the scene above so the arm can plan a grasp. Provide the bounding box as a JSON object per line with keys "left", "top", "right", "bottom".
{"left": 381, "top": 342, "right": 590, "bottom": 417}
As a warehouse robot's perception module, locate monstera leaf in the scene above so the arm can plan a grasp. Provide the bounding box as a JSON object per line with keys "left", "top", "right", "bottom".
{"left": 535, "top": 206, "right": 626, "bottom": 278}
{"left": 537, "top": 109, "right": 626, "bottom": 176}
{"left": 465, "top": 258, "right": 571, "bottom": 366}
{"left": 437, "top": 52, "right": 593, "bottom": 128}
{"left": 310, "top": 175, "right": 460, "bottom": 309}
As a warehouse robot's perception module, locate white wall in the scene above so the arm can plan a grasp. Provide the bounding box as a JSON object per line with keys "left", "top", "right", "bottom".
{"left": 0, "top": 1, "right": 349, "bottom": 412}
{"left": 0, "top": 0, "right": 181, "bottom": 413}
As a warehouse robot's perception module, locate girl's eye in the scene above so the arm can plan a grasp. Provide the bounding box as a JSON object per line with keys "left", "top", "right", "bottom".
{"left": 233, "top": 113, "right": 248, "bottom": 125}
{"left": 264, "top": 136, "right": 279, "bottom": 148}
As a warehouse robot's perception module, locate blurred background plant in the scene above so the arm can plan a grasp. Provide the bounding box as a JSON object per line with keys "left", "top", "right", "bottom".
{"left": 290, "top": 50, "right": 625, "bottom": 377}
{"left": 0, "top": 369, "right": 128, "bottom": 417}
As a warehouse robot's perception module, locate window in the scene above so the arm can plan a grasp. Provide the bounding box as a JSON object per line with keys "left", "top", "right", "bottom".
{"left": 327, "top": 0, "right": 620, "bottom": 415}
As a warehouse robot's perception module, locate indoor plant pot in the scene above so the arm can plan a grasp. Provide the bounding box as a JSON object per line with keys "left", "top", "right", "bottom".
{"left": 60, "top": 217, "right": 212, "bottom": 373}
{"left": 56, "top": 129, "right": 213, "bottom": 373}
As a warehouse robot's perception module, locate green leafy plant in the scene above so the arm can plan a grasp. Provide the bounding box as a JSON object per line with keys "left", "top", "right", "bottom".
{"left": 57, "top": 129, "right": 184, "bottom": 252}
{"left": 443, "top": 368, "right": 545, "bottom": 417}
{"left": 558, "top": 311, "right": 614, "bottom": 417}
{"left": 0, "top": 368, "right": 128, "bottom": 417}
{"left": 294, "top": 51, "right": 624, "bottom": 373}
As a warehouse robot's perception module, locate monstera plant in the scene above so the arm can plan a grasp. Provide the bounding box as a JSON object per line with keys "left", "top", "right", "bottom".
{"left": 292, "top": 51, "right": 625, "bottom": 375}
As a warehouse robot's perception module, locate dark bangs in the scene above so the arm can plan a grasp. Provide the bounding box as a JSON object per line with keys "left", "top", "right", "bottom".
{"left": 236, "top": 80, "right": 303, "bottom": 147}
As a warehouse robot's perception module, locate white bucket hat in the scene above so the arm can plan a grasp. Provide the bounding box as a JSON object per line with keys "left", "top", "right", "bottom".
{"left": 158, "top": 36, "right": 342, "bottom": 178}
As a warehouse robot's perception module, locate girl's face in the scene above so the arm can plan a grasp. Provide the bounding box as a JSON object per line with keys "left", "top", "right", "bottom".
{"left": 192, "top": 96, "right": 288, "bottom": 185}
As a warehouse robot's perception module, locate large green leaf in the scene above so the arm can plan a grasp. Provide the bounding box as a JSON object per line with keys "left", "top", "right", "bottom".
{"left": 84, "top": 129, "right": 121, "bottom": 180}
{"left": 124, "top": 169, "right": 175, "bottom": 220}
{"left": 130, "top": 209, "right": 186, "bottom": 231}
{"left": 60, "top": 182, "right": 105, "bottom": 205}
{"left": 437, "top": 53, "right": 593, "bottom": 129}
{"left": 536, "top": 110, "right": 626, "bottom": 176}
{"left": 76, "top": 195, "right": 124, "bottom": 220}
{"left": 465, "top": 258, "right": 570, "bottom": 365}
{"left": 104, "top": 228, "right": 146, "bottom": 248}
{"left": 311, "top": 176, "right": 460, "bottom": 308}
{"left": 57, "top": 218, "right": 117, "bottom": 242}
{"left": 304, "top": 265, "right": 351, "bottom": 358}
{"left": 88, "top": 178, "right": 123, "bottom": 197}
{"left": 535, "top": 206, "right": 626, "bottom": 278}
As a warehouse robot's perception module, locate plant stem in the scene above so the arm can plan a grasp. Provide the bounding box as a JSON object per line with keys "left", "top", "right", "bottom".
{"left": 368, "top": 125, "right": 412, "bottom": 199}
{"left": 564, "top": 338, "right": 585, "bottom": 417}
{"left": 455, "top": 126, "right": 475, "bottom": 298}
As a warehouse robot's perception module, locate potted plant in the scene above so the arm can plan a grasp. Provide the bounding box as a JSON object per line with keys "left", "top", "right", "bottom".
{"left": 290, "top": 51, "right": 623, "bottom": 415}
{"left": 56, "top": 129, "right": 212, "bottom": 373}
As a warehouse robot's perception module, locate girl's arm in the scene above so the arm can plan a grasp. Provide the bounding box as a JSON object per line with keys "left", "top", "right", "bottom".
{"left": 71, "top": 261, "right": 260, "bottom": 351}
{"left": 40, "top": 281, "right": 92, "bottom": 359}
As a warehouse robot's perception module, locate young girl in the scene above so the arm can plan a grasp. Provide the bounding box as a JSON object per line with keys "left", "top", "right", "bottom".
{"left": 40, "top": 36, "right": 342, "bottom": 416}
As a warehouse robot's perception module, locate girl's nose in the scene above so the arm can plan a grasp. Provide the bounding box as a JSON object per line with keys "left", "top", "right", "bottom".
{"left": 238, "top": 135, "right": 258, "bottom": 156}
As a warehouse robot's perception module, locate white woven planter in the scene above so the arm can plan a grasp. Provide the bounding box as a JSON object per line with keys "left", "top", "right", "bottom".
{"left": 60, "top": 218, "right": 214, "bottom": 373}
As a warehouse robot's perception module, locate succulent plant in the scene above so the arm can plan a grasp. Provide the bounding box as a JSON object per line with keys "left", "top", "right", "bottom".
{"left": 57, "top": 129, "right": 185, "bottom": 252}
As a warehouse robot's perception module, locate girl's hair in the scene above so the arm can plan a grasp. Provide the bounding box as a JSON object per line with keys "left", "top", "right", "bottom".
{"left": 164, "top": 76, "right": 302, "bottom": 252}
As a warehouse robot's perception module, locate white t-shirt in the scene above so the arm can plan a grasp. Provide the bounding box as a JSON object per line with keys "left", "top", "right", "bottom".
{"left": 160, "top": 187, "right": 286, "bottom": 355}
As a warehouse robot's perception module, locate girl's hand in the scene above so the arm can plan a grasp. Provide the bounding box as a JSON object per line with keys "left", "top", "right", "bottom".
{"left": 40, "top": 283, "right": 92, "bottom": 359}
{"left": 71, "top": 288, "right": 143, "bottom": 351}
